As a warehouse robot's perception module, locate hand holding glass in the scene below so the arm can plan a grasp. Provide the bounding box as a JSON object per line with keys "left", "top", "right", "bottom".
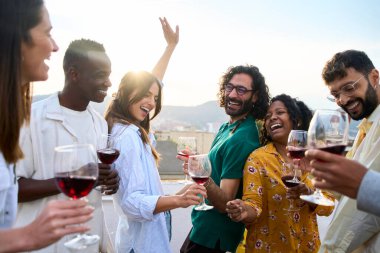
{"left": 300, "top": 109, "right": 349, "bottom": 206}
{"left": 54, "top": 144, "right": 99, "bottom": 250}
{"left": 177, "top": 137, "right": 197, "bottom": 184}
{"left": 96, "top": 134, "right": 120, "bottom": 192}
{"left": 188, "top": 154, "right": 213, "bottom": 211}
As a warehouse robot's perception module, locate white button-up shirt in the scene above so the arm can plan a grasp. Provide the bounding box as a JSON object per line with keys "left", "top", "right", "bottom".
{"left": 112, "top": 123, "right": 171, "bottom": 253}
{"left": 15, "top": 93, "right": 110, "bottom": 253}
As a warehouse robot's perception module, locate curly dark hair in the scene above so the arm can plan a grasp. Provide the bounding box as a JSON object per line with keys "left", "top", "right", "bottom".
{"left": 322, "top": 50, "right": 375, "bottom": 84}
{"left": 217, "top": 65, "right": 270, "bottom": 120}
{"left": 261, "top": 94, "right": 313, "bottom": 145}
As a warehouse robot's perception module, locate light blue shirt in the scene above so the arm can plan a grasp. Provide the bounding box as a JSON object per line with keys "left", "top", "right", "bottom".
{"left": 112, "top": 123, "right": 171, "bottom": 253}
{"left": 357, "top": 170, "right": 380, "bottom": 217}
{"left": 0, "top": 153, "right": 18, "bottom": 228}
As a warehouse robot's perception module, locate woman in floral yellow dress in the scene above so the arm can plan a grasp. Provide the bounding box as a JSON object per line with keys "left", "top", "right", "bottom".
{"left": 227, "top": 94, "right": 334, "bottom": 252}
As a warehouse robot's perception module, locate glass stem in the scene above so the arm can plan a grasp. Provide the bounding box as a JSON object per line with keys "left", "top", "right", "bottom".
{"left": 199, "top": 194, "right": 206, "bottom": 206}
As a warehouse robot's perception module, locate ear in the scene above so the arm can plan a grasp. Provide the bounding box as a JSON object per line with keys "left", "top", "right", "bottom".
{"left": 370, "top": 68, "right": 379, "bottom": 87}
{"left": 68, "top": 67, "right": 79, "bottom": 81}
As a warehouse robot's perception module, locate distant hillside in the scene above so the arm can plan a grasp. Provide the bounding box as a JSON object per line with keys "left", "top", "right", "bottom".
{"left": 32, "top": 95, "right": 228, "bottom": 131}
{"left": 154, "top": 101, "right": 228, "bottom": 130}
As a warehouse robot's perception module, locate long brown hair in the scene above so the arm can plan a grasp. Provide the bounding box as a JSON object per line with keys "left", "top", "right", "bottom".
{"left": 105, "top": 71, "right": 162, "bottom": 163}
{"left": 0, "top": 0, "right": 43, "bottom": 164}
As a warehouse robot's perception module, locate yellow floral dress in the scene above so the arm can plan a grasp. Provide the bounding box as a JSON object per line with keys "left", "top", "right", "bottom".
{"left": 242, "top": 143, "right": 334, "bottom": 252}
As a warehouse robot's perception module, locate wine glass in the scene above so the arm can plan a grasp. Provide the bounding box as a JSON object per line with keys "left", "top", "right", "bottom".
{"left": 96, "top": 134, "right": 120, "bottom": 192}
{"left": 281, "top": 163, "right": 300, "bottom": 212}
{"left": 177, "top": 137, "right": 197, "bottom": 184}
{"left": 54, "top": 144, "right": 100, "bottom": 250}
{"left": 286, "top": 130, "right": 307, "bottom": 185}
{"left": 188, "top": 154, "right": 213, "bottom": 211}
{"left": 300, "top": 109, "right": 349, "bottom": 206}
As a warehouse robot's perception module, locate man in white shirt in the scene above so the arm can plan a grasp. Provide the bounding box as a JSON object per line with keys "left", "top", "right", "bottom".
{"left": 305, "top": 50, "right": 380, "bottom": 252}
{"left": 15, "top": 39, "right": 119, "bottom": 253}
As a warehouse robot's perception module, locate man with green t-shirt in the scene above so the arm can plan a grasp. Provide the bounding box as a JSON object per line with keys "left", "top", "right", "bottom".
{"left": 179, "top": 65, "right": 270, "bottom": 253}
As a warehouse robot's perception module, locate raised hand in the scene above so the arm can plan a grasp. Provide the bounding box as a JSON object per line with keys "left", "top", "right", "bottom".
{"left": 159, "top": 17, "right": 179, "bottom": 48}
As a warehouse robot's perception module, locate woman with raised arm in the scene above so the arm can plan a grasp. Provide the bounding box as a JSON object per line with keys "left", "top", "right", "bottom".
{"left": 105, "top": 19, "right": 207, "bottom": 253}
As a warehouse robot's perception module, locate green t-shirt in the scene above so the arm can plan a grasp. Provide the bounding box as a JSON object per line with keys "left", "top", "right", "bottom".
{"left": 190, "top": 114, "right": 260, "bottom": 252}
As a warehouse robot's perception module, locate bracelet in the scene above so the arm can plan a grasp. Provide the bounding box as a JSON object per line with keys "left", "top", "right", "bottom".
{"left": 204, "top": 178, "right": 212, "bottom": 188}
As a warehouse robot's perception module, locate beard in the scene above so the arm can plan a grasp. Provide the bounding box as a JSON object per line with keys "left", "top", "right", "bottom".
{"left": 341, "top": 83, "right": 378, "bottom": 120}
{"left": 224, "top": 95, "right": 253, "bottom": 117}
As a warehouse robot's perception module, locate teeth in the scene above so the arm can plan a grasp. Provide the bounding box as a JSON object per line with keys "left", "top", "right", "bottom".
{"left": 98, "top": 90, "right": 107, "bottom": 95}
{"left": 346, "top": 101, "right": 359, "bottom": 110}
{"left": 270, "top": 123, "right": 282, "bottom": 130}
{"left": 141, "top": 107, "right": 149, "bottom": 113}
{"left": 228, "top": 101, "right": 239, "bottom": 106}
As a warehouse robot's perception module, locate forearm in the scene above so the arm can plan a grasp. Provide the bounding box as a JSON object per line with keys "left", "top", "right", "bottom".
{"left": 18, "top": 177, "right": 60, "bottom": 202}
{"left": 153, "top": 195, "right": 181, "bottom": 214}
{"left": 0, "top": 227, "right": 35, "bottom": 253}
{"left": 206, "top": 178, "right": 238, "bottom": 213}
{"left": 151, "top": 45, "right": 176, "bottom": 81}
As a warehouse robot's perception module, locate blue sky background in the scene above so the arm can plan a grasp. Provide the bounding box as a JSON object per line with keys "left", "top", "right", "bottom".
{"left": 38, "top": 0, "right": 380, "bottom": 109}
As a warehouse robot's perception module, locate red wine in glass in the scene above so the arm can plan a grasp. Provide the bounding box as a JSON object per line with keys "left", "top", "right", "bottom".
{"left": 319, "top": 145, "right": 346, "bottom": 155}
{"left": 281, "top": 175, "right": 301, "bottom": 188}
{"left": 191, "top": 176, "right": 209, "bottom": 185}
{"left": 55, "top": 173, "right": 96, "bottom": 199}
{"left": 177, "top": 151, "right": 189, "bottom": 158}
{"left": 97, "top": 148, "right": 120, "bottom": 164}
{"left": 288, "top": 147, "right": 307, "bottom": 160}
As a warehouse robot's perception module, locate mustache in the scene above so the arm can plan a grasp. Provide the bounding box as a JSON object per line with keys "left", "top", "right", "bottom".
{"left": 226, "top": 97, "right": 242, "bottom": 104}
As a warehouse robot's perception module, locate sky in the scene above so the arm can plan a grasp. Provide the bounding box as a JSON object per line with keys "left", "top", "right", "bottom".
{"left": 37, "top": 0, "right": 380, "bottom": 109}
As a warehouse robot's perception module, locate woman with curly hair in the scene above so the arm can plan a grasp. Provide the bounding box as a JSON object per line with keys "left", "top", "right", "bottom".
{"left": 227, "top": 94, "right": 335, "bottom": 252}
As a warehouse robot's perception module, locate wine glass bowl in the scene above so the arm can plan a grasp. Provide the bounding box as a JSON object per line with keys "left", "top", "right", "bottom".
{"left": 177, "top": 137, "right": 197, "bottom": 184}
{"left": 97, "top": 134, "right": 120, "bottom": 165}
{"left": 55, "top": 162, "right": 98, "bottom": 199}
{"left": 281, "top": 163, "right": 301, "bottom": 212}
{"left": 300, "top": 109, "right": 349, "bottom": 206}
{"left": 188, "top": 154, "right": 213, "bottom": 211}
{"left": 54, "top": 144, "right": 100, "bottom": 250}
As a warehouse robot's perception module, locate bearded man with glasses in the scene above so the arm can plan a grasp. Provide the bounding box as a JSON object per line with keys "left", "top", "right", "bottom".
{"left": 179, "top": 65, "right": 270, "bottom": 253}
{"left": 304, "top": 50, "right": 380, "bottom": 252}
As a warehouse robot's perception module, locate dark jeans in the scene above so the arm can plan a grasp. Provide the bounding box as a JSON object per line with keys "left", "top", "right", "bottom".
{"left": 180, "top": 229, "right": 226, "bottom": 253}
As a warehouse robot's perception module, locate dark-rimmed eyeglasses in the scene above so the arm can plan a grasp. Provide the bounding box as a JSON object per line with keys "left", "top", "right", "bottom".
{"left": 224, "top": 83, "right": 253, "bottom": 96}
{"left": 327, "top": 75, "right": 364, "bottom": 102}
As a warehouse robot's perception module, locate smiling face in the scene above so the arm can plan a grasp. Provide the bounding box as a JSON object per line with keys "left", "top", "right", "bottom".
{"left": 264, "top": 101, "right": 293, "bottom": 145}
{"left": 129, "top": 81, "right": 160, "bottom": 124}
{"left": 224, "top": 73, "right": 256, "bottom": 122}
{"left": 21, "top": 5, "right": 59, "bottom": 83}
{"left": 74, "top": 51, "right": 112, "bottom": 103}
{"left": 327, "top": 68, "right": 378, "bottom": 120}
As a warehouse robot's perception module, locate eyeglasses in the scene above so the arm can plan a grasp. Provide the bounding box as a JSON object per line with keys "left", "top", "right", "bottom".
{"left": 224, "top": 83, "right": 253, "bottom": 96}
{"left": 327, "top": 75, "right": 364, "bottom": 102}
